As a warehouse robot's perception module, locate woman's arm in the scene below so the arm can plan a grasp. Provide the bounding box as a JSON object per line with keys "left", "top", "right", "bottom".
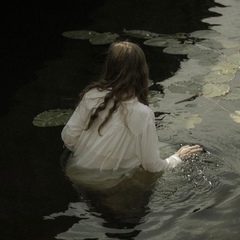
{"left": 136, "top": 118, "right": 202, "bottom": 172}
{"left": 61, "top": 100, "right": 90, "bottom": 151}
{"left": 136, "top": 120, "right": 181, "bottom": 172}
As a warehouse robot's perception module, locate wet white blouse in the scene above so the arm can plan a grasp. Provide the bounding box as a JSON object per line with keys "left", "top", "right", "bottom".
{"left": 61, "top": 88, "right": 182, "bottom": 173}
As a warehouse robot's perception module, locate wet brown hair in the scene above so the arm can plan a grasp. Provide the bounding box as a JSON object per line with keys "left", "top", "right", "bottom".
{"left": 79, "top": 41, "right": 149, "bottom": 134}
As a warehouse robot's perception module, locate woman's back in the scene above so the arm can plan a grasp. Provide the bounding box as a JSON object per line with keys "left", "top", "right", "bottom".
{"left": 63, "top": 88, "right": 154, "bottom": 171}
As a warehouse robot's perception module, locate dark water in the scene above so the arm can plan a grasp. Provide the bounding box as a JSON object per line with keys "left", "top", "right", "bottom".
{"left": 1, "top": 0, "right": 240, "bottom": 239}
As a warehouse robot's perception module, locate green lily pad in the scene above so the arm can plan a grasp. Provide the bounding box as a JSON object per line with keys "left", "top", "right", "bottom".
{"left": 33, "top": 109, "right": 74, "bottom": 127}
{"left": 144, "top": 37, "right": 179, "bottom": 47}
{"left": 214, "top": 38, "right": 240, "bottom": 49}
{"left": 212, "top": 61, "right": 238, "bottom": 75}
{"left": 223, "top": 92, "right": 240, "bottom": 100}
{"left": 230, "top": 111, "right": 240, "bottom": 123}
{"left": 190, "top": 30, "right": 220, "bottom": 38}
{"left": 202, "top": 83, "right": 230, "bottom": 98}
{"left": 184, "top": 114, "right": 202, "bottom": 129}
{"left": 62, "top": 30, "right": 98, "bottom": 39}
{"left": 203, "top": 71, "right": 235, "bottom": 83}
{"left": 200, "top": 39, "right": 224, "bottom": 50}
{"left": 168, "top": 80, "right": 202, "bottom": 94}
{"left": 226, "top": 53, "right": 240, "bottom": 66}
{"left": 89, "top": 32, "right": 119, "bottom": 45}
{"left": 123, "top": 29, "right": 160, "bottom": 39}
{"left": 229, "top": 86, "right": 240, "bottom": 100}
{"left": 198, "top": 57, "right": 221, "bottom": 66}
{"left": 163, "top": 44, "right": 199, "bottom": 55}
{"left": 188, "top": 48, "right": 221, "bottom": 60}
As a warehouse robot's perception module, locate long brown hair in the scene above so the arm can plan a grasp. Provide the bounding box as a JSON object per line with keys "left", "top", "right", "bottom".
{"left": 79, "top": 41, "right": 149, "bottom": 134}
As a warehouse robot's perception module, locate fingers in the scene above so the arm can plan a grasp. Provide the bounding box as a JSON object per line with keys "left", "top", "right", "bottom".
{"left": 188, "top": 147, "right": 203, "bottom": 154}
{"left": 177, "top": 145, "right": 203, "bottom": 158}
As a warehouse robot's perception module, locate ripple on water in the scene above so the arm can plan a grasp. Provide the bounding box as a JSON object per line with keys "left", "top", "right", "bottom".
{"left": 44, "top": 149, "right": 240, "bottom": 240}
{"left": 132, "top": 152, "right": 222, "bottom": 238}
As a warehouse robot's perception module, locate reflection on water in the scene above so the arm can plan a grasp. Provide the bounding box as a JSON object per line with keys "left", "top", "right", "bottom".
{"left": 46, "top": 152, "right": 224, "bottom": 239}
{"left": 46, "top": 169, "right": 160, "bottom": 239}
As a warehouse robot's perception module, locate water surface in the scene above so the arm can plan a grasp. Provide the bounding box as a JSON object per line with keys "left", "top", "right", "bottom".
{"left": 1, "top": 0, "right": 240, "bottom": 239}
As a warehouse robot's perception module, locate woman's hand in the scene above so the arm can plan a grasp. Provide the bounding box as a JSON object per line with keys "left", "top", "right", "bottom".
{"left": 176, "top": 145, "right": 203, "bottom": 159}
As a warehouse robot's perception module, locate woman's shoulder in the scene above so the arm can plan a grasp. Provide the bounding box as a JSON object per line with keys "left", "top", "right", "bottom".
{"left": 84, "top": 88, "right": 109, "bottom": 99}
{"left": 133, "top": 101, "right": 154, "bottom": 119}
{"left": 126, "top": 101, "right": 155, "bottom": 134}
{"left": 80, "top": 88, "right": 109, "bottom": 109}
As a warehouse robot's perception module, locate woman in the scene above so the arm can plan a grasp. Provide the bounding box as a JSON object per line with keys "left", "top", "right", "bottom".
{"left": 61, "top": 41, "right": 202, "bottom": 188}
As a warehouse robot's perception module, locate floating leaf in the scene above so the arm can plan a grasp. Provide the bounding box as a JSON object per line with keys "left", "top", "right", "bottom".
{"left": 203, "top": 71, "right": 235, "bottom": 83}
{"left": 163, "top": 44, "right": 198, "bottom": 55}
{"left": 202, "top": 83, "right": 230, "bottom": 98}
{"left": 184, "top": 114, "right": 202, "bottom": 129}
{"left": 89, "top": 32, "right": 119, "bottom": 45}
{"left": 224, "top": 87, "right": 240, "bottom": 100}
{"left": 168, "top": 80, "right": 202, "bottom": 94}
{"left": 198, "top": 57, "right": 221, "bottom": 66}
{"left": 144, "top": 37, "right": 179, "bottom": 47}
{"left": 214, "top": 37, "right": 240, "bottom": 49}
{"left": 33, "top": 109, "right": 74, "bottom": 127}
{"left": 212, "top": 61, "right": 238, "bottom": 75}
{"left": 187, "top": 48, "right": 221, "bottom": 60}
{"left": 62, "top": 30, "right": 98, "bottom": 39}
{"left": 200, "top": 39, "right": 224, "bottom": 50}
{"left": 190, "top": 30, "right": 220, "bottom": 38}
{"left": 123, "top": 29, "right": 160, "bottom": 39}
{"left": 187, "top": 47, "right": 221, "bottom": 66}
{"left": 226, "top": 53, "right": 240, "bottom": 66}
{"left": 230, "top": 111, "right": 240, "bottom": 123}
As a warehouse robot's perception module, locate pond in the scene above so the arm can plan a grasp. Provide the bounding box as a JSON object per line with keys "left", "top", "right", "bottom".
{"left": 1, "top": 0, "right": 240, "bottom": 239}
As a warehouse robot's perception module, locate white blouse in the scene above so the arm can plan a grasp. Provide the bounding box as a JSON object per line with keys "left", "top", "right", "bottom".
{"left": 61, "top": 88, "right": 182, "bottom": 175}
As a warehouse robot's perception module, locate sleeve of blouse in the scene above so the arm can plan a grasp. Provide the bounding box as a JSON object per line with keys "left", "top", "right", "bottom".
{"left": 136, "top": 116, "right": 182, "bottom": 172}
{"left": 61, "top": 98, "right": 90, "bottom": 151}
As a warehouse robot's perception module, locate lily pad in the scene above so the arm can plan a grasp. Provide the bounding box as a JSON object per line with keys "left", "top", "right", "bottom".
{"left": 163, "top": 44, "right": 199, "bottom": 55}
{"left": 212, "top": 61, "right": 238, "bottom": 75}
{"left": 123, "top": 29, "right": 160, "bottom": 39}
{"left": 198, "top": 57, "right": 221, "bottom": 66}
{"left": 89, "top": 32, "right": 119, "bottom": 45}
{"left": 202, "top": 83, "right": 230, "bottom": 98}
{"left": 33, "top": 109, "right": 74, "bottom": 127}
{"left": 214, "top": 38, "right": 240, "bottom": 49}
{"left": 203, "top": 71, "right": 235, "bottom": 83}
{"left": 188, "top": 48, "right": 221, "bottom": 66}
{"left": 224, "top": 87, "right": 240, "bottom": 100}
{"left": 184, "top": 114, "right": 202, "bottom": 129}
{"left": 200, "top": 39, "right": 224, "bottom": 50}
{"left": 144, "top": 37, "right": 179, "bottom": 47}
{"left": 226, "top": 53, "right": 240, "bottom": 66}
{"left": 230, "top": 111, "right": 240, "bottom": 123}
{"left": 168, "top": 80, "right": 202, "bottom": 94}
{"left": 190, "top": 30, "right": 220, "bottom": 38}
{"left": 62, "top": 30, "right": 98, "bottom": 39}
